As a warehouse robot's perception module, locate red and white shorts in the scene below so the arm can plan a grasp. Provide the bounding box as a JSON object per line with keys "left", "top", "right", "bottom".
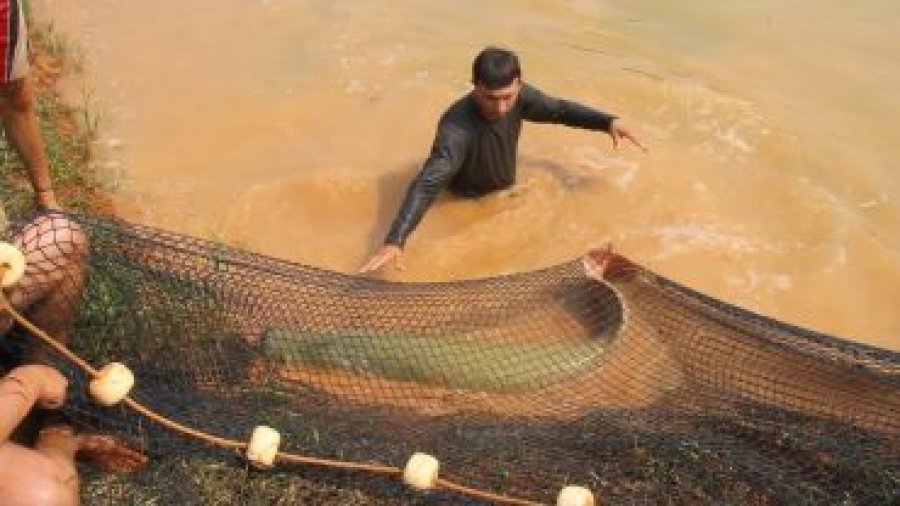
{"left": 0, "top": 0, "right": 28, "bottom": 84}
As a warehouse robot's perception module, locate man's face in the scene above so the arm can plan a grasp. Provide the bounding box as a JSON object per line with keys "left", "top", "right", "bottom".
{"left": 473, "top": 79, "right": 522, "bottom": 120}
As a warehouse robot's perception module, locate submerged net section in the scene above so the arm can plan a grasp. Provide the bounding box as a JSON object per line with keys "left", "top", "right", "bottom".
{"left": 8, "top": 213, "right": 900, "bottom": 504}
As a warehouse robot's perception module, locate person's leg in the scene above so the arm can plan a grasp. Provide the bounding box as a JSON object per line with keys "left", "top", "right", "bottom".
{"left": 0, "top": 436, "right": 79, "bottom": 506}
{"left": 0, "top": 77, "right": 52, "bottom": 195}
{"left": 0, "top": 0, "right": 60, "bottom": 210}
{"left": 0, "top": 214, "right": 88, "bottom": 346}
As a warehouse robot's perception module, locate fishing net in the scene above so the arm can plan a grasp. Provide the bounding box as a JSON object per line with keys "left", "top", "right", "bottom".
{"left": 3, "top": 212, "right": 898, "bottom": 505}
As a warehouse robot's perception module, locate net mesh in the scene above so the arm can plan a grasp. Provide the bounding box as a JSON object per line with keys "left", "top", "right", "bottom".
{"left": 5, "top": 213, "right": 899, "bottom": 504}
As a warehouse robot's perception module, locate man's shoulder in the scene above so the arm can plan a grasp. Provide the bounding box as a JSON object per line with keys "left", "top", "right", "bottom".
{"left": 440, "top": 93, "right": 476, "bottom": 121}
{"left": 520, "top": 82, "right": 541, "bottom": 94}
{"left": 437, "top": 94, "right": 478, "bottom": 134}
{"left": 517, "top": 82, "right": 546, "bottom": 106}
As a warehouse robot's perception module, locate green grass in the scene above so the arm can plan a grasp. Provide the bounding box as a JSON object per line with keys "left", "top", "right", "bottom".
{"left": 80, "top": 456, "right": 415, "bottom": 505}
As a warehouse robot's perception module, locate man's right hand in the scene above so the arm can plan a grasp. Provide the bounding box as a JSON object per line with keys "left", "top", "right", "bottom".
{"left": 608, "top": 119, "right": 648, "bottom": 153}
{"left": 359, "top": 244, "right": 404, "bottom": 274}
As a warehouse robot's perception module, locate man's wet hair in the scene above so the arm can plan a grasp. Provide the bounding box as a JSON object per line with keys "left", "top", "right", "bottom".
{"left": 472, "top": 47, "right": 521, "bottom": 89}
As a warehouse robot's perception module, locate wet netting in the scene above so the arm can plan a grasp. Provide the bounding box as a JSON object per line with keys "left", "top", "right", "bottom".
{"left": 4, "top": 213, "right": 899, "bottom": 505}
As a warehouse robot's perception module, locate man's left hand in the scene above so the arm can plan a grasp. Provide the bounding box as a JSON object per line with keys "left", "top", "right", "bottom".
{"left": 609, "top": 119, "right": 648, "bottom": 152}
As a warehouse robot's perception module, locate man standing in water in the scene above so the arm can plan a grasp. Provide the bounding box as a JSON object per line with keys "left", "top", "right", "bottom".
{"left": 360, "top": 46, "right": 646, "bottom": 273}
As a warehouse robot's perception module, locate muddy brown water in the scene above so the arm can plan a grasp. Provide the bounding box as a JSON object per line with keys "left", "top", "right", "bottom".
{"left": 34, "top": 0, "right": 900, "bottom": 350}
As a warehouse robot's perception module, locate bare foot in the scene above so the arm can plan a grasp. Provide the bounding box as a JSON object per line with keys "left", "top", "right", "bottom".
{"left": 35, "top": 424, "right": 79, "bottom": 459}
{"left": 75, "top": 432, "right": 148, "bottom": 474}
{"left": 37, "top": 424, "right": 148, "bottom": 474}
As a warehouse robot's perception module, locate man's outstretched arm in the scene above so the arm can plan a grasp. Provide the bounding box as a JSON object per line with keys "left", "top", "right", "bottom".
{"left": 360, "top": 126, "right": 468, "bottom": 273}
{"left": 521, "top": 84, "right": 646, "bottom": 151}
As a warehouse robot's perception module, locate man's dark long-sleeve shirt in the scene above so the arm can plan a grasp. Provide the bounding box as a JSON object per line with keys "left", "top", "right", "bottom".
{"left": 385, "top": 83, "right": 616, "bottom": 246}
